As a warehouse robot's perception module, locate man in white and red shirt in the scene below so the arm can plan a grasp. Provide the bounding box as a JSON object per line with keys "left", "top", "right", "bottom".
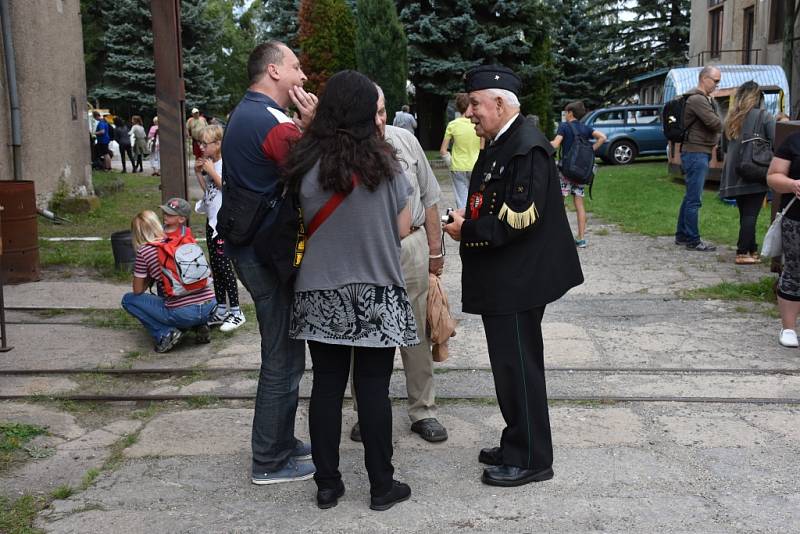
{"left": 122, "top": 198, "right": 216, "bottom": 353}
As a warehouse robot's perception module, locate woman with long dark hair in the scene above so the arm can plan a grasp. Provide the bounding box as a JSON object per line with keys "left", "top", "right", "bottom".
{"left": 284, "top": 70, "right": 416, "bottom": 511}
{"left": 721, "top": 81, "right": 775, "bottom": 264}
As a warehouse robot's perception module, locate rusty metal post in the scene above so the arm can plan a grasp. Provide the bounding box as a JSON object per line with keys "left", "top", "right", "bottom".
{"left": 151, "top": 0, "right": 187, "bottom": 201}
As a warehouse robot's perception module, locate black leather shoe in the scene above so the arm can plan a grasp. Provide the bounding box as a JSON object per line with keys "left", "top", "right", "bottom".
{"left": 316, "top": 482, "right": 345, "bottom": 509}
{"left": 370, "top": 480, "right": 411, "bottom": 511}
{"left": 481, "top": 465, "right": 554, "bottom": 487}
{"left": 410, "top": 418, "right": 448, "bottom": 442}
{"left": 350, "top": 422, "right": 362, "bottom": 442}
{"left": 478, "top": 446, "right": 502, "bottom": 466}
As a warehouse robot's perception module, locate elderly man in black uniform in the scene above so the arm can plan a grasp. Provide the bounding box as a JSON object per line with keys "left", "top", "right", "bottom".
{"left": 443, "top": 65, "right": 583, "bottom": 487}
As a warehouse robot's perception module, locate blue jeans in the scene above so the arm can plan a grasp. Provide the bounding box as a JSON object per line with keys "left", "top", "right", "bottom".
{"left": 227, "top": 244, "right": 306, "bottom": 472}
{"left": 676, "top": 152, "right": 710, "bottom": 244}
{"left": 450, "top": 170, "right": 471, "bottom": 209}
{"left": 121, "top": 292, "right": 215, "bottom": 342}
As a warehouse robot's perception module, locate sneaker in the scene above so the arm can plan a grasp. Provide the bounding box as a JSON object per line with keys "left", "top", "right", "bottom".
{"left": 251, "top": 457, "right": 315, "bottom": 485}
{"left": 194, "top": 324, "right": 211, "bottom": 344}
{"left": 220, "top": 312, "right": 246, "bottom": 333}
{"left": 292, "top": 440, "right": 312, "bottom": 461}
{"left": 370, "top": 480, "right": 411, "bottom": 511}
{"left": 686, "top": 240, "right": 716, "bottom": 252}
{"left": 154, "top": 329, "right": 183, "bottom": 353}
{"left": 575, "top": 239, "right": 587, "bottom": 248}
{"left": 779, "top": 329, "right": 799, "bottom": 348}
{"left": 674, "top": 237, "right": 691, "bottom": 246}
{"left": 207, "top": 306, "right": 227, "bottom": 327}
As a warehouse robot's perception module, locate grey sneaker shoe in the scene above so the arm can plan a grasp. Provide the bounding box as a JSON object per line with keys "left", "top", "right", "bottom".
{"left": 207, "top": 306, "right": 227, "bottom": 327}
{"left": 686, "top": 240, "right": 716, "bottom": 251}
{"left": 154, "top": 329, "right": 183, "bottom": 353}
{"left": 251, "top": 457, "right": 315, "bottom": 485}
{"left": 292, "top": 440, "right": 312, "bottom": 461}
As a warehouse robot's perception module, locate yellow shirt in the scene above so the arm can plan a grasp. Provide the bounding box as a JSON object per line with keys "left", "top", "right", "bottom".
{"left": 444, "top": 117, "right": 481, "bottom": 171}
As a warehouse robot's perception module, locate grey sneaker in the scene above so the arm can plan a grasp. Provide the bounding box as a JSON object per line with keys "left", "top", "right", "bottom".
{"left": 251, "top": 457, "right": 315, "bottom": 485}
{"left": 686, "top": 240, "right": 716, "bottom": 252}
{"left": 207, "top": 306, "right": 227, "bottom": 327}
{"left": 292, "top": 440, "right": 312, "bottom": 461}
{"left": 154, "top": 329, "right": 183, "bottom": 353}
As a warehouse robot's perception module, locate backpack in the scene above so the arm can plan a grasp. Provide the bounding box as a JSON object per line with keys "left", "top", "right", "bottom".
{"left": 559, "top": 121, "right": 596, "bottom": 185}
{"left": 735, "top": 109, "right": 773, "bottom": 185}
{"left": 662, "top": 95, "right": 694, "bottom": 143}
{"left": 150, "top": 226, "right": 211, "bottom": 297}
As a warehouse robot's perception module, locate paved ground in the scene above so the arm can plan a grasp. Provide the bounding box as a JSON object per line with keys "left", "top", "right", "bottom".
{"left": 2, "top": 179, "right": 799, "bottom": 533}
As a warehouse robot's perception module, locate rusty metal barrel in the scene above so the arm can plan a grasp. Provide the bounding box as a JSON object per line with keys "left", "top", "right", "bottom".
{"left": 0, "top": 180, "right": 41, "bottom": 284}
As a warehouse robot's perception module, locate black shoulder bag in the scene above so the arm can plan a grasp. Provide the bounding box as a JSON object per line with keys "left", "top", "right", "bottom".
{"left": 736, "top": 109, "right": 773, "bottom": 185}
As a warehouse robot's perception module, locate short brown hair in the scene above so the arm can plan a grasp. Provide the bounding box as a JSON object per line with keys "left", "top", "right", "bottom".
{"left": 247, "top": 41, "right": 286, "bottom": 84}
{"left": 200, "top": 124, "right": 223, "bottom": 144}
{"left": 565, "top": 101, "right": 586, "bottom": 120}
{"left": 455, "top": 93, "right": 470, "bottom": 114}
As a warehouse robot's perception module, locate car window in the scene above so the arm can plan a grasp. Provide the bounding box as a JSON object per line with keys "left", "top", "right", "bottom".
{"left": 627, "top": 109, "right": 661, "bottom": 125}
{"left": 592, "top": 110, "right": 625, "bottom": 125}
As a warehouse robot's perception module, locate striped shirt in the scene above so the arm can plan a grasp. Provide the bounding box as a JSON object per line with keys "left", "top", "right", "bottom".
{"left": 134, "top": 243, "right": 215, "bottom": 308}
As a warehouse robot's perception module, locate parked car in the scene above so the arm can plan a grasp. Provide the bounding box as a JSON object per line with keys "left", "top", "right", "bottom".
{"left": 582, "top": 105, "right": 667, "bottom": 165}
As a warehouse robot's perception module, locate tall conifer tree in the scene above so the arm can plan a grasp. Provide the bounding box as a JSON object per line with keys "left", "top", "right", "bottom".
{"left": 297, "top": 0, "right": 357, "bottom": 95}
{"left": 355, "top": 0, "right": 408, "bottom": 123}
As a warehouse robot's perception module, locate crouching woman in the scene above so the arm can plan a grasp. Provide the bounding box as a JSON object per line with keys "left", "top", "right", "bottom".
{"left": 121, "top": 210, "right": 216, "bottom": 353}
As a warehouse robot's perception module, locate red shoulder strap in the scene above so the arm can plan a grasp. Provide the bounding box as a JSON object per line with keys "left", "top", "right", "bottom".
{"left": 306, "top": 174, "right": 359, "bottom": 238}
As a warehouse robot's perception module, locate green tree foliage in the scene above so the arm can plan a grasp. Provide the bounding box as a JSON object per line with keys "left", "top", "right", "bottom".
{"left": 88, "top": 0, "right": 230, "bottom": 117}
{"left": 355, "top": 0, "right": 408, "bottom": 123}
{"left": 551, "top": 0, "right": 610, "bottom": 113}
{"left": 398, "top": 0, "right": 554, "bottom": 146}
{"left": 80, "top": 0, "right": 105, "bottom": 95}
{"left": 297, "top": 0, "right": 357, "bottom": 95}
{"left": 256, "top": 0, "right": 301, "bottom": 47}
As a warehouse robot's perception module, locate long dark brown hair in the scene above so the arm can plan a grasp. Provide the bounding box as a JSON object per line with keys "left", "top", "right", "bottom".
{"left": 283, "top": 70, "right": 397, "bottom": 193}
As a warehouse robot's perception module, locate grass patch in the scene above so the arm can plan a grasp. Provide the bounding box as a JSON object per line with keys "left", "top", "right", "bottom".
{"left": 50, "top": 486, "right": 73, "bottom": 500}
{"left": 102, "top": 432, "right": 139, "bottom": 473}
{"left": 586, "top": 162, "right": 771, "bottom": 247}
{"left": 81, "top": 468, "right": 101, "bottom": 490}
{"left": 681, "top": 276, "right": 776, "bottom": 303}
{"left": 0, "top": 495, "right": 45, "bottom": 534}
{"left": 184, "top": 395, "right": 220, "bottom": 408}
{"left": 0, "top": 423, "right": 48, "bottom": 452}
{"left": 131, "top": 402, "right": 162, "bottom": 421}
{"left": 81, "top": 308, "right": 139, "bottom": 330}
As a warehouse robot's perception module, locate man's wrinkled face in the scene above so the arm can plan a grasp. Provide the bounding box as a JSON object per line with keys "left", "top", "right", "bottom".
{"left": 375, "top": 93, "right": 387, "bottom": 137}
{"left": 700, "top": 69, "right": 721, "bottom": 95}
{"left": 465, "top": 90, "right": 503, "bottom": 139}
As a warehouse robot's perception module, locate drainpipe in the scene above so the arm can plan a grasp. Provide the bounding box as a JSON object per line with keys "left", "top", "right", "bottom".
{"left": 0, "top": 0, "right": 22, "bottom": 181}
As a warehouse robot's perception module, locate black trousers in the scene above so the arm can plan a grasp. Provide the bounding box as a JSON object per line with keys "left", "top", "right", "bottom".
{"left": 308, "top": 341, "right": 395, "bottom": 496}
{"left": 482, "top": 306, "right": 553, "bottom": 470}
{"left": 206, "top": 223, "right": 239, "bottom": 307}
{"left": 119, "top": 144, "right": 134, "bottom": 171}
{"left": 735, "top": 192, "right": 766, "bottom": 254}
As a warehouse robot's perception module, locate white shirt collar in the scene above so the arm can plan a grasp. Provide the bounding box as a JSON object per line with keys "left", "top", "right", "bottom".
{"left": 491, "top": 113, "right": 520, "bottom": 144}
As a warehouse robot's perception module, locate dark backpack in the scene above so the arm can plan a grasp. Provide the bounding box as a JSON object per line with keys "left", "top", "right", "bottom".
{"left": 662, "top": 95, "right": 693, "bottom": 143}
{"left": 735, "top": 109, "right": 773, "bottom": 184}
{"left": 559, "top": 121, "right": 596, "bottom": 185}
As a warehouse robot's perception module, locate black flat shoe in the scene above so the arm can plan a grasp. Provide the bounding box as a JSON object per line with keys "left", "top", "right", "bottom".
{"left": 481, "top": 464, "right": 554, "bottom": 487}
{"left": 350, "top": 422, "right": 362, "bottom": 442}
{"left": 478, "top": 446, "right": 502, "bottom": 465}
{"left": 410, "top": 418, "right": 448, "bottom": 442}
{"left": 316, "top": 482, "right": 345, "bottom": 509}
{"left": 370, "top": 480, "right": 411, "bottom": 511}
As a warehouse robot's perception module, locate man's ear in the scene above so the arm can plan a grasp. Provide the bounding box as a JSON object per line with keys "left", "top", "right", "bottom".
{"left": 266, "top": 63, "right": 280, "bottom": 81}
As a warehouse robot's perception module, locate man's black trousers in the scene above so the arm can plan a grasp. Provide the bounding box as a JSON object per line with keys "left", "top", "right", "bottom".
{"left": 482, "top": 306, "right": 553, "bottom": 470}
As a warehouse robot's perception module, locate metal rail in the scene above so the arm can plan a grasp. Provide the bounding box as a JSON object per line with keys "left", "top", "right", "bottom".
{"left": 0, "top": 393, "right": 797, "bottom": 405}
{"left": 1, "top": 367, "right": 799, "bottom": 376}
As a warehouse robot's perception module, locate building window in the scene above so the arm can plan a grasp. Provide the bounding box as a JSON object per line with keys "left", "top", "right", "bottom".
{"left": 743, "top": 7, "right": 755, "bottom": 63}
{"left": 769, "top": 0, "right": 786, "bottom": 43}
{"left": 708, "top": 0, "right": 725, "bottom": 6}
{"left": 709, "top": 6, "right": 724, "bottom": 58}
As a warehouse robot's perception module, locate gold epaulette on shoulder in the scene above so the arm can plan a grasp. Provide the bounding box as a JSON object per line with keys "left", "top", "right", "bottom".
{"left": 497, "top": 202, "right": 538, "bottom": 229}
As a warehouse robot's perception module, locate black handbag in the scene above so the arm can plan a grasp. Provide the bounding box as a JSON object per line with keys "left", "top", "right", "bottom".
{"left": 252, "top": 185, "right": 306, "bottom": 286}
{"left": 736, "top": 109, "right": 773, "bottom": 185}
{"left": 216, "top": 180, "right": 276, "bottom": 246}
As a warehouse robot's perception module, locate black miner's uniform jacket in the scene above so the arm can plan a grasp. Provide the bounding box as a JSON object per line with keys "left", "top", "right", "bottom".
{"left": 460, "top": 115, "right": 584, "bottom": 314}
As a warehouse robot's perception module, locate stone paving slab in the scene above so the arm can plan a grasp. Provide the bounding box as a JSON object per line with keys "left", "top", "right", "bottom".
{"left": 33, "top": 402, "right": 800, "bottom": 533}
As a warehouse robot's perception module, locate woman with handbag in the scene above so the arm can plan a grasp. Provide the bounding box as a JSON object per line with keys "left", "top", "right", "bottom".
{"left": 130, "top": 115, "right": 147, "bottom": 173}
{"left": 283, "top": 70, "right": 417, "bottom": 511}
{"left": 720, "top": 81, "right": 775, "bottom": 265}
{"left": 767, "top": 131, "right": 800, "bottom": 347}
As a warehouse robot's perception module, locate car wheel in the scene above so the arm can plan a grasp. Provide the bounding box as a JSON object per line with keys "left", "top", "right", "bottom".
{"left": 610, "top": 140, "right": 637, "bottom": 165}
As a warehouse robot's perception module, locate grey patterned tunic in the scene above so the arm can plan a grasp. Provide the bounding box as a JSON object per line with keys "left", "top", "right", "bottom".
{"left": 290, "top": 283, "right": 419, "bottom": 347}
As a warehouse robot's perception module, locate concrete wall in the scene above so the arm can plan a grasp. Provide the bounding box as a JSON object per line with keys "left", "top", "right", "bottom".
{"left": 0, "top": 0, "right": 92, "bottom": 206}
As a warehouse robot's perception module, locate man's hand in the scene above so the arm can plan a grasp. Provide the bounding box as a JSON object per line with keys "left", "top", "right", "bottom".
{"left": 290, "top": 86, "right": 318, "bottom": 130}
{"left": 443, "top": 208, "right": 465, "bottom": 242}
{"left": 429, "top": 255, "right": 444, "bottom": 276}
